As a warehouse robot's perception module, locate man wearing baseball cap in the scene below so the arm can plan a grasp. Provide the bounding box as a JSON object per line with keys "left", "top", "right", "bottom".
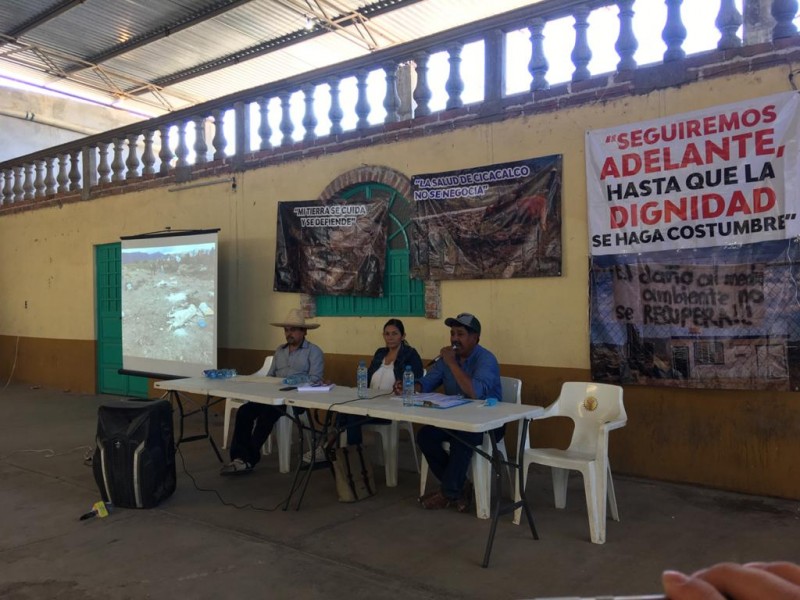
{"left": 221, "top": 308, "right": 324, "bottom": 475}
{"left": 395, "top": 312, "right": 502, "bottom": 511}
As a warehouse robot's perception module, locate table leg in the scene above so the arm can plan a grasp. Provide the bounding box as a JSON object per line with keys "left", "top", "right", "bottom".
{"left": 170, "top": 391, "right": 223, "bottom": 463}
{"left": 481, "top": 419, "right": 538, "bottom": 568}
{"left": 283, "top": 410, "right": 308, "bottom": 511}
{"left": 294, "top": 415, "right": 325, "bottom": 511}
{"left": 172, "top": 390, "right": 186, "bottom": 446}
{"left": 284, "top": 408, "right": 331, "bottom": 511}
{"left": 202, "top": 396, "right": 223, "bottom": 463}
{"left": 515, "top": 418, "right": 538, "bottom": 539}
{"left": 481, "top": 431, "right": 503, "bottom": 567}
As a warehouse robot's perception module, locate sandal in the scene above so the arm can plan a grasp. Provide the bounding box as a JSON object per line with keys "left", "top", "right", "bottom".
{"left": 418, "top": 489, "right": 439, "bottom": 504}
{"left": 456, "top": 481, "right": 474, "bottom": 513}
{"left": 420, "top": 490, "right": 456, "bottom": 510}
{"left": 220, "top": 458, "right": 253, "bottom": 475}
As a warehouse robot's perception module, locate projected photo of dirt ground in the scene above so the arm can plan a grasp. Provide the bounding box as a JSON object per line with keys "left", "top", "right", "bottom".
{"left": 121, "top": 243, "right": 216, "bottom": 366}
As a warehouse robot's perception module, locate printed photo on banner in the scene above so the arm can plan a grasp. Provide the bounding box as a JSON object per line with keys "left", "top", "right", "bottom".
{"left": 586, "top": 93, "right": 800, "bottom": 391}
{"left": 589, "top": 241, "right": 800, "bottom": 391}
{"left": 585, "top": 91, "right": 800, "bottom": 256}
{"left": 274, "top": 198, "right": 388, "bottom": 296}
{"left": 409, "top": 155, "right": 563, "bottom": 280}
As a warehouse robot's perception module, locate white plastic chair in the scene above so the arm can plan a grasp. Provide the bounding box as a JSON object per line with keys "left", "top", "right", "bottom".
{"left": 357, "top": 368, "right": 426, "bottom": 487}
{"left": 419, "top": 376, "right": 522, "bottom": 519}
{"left": 361, "top": 419, "right": 420, "bottom": 487}
{"left": 222, "top": 355, "right": 294, "bottom": 473}
{"left": 513, "top": 382, "right": 626, "bottom": 544}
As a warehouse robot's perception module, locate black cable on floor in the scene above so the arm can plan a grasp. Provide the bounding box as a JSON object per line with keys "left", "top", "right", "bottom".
{"left": 176, "top": 445, "right": 288, "bottom": 513}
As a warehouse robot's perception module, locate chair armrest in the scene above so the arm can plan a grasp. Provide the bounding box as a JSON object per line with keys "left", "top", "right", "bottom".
{"left": 538, "top": 401, "right": 560, "bottom": 419}
{"left": 604, "top": 418, "right": 627, "bottom": 433}
{"left": 595, "top": 418, "right": 626, "bottom": 462}
{"left": 519, "top": 408, "right": 555, "bottom": 451}
{"left": 251, "top": 356, "right": 274, "bottom": 378}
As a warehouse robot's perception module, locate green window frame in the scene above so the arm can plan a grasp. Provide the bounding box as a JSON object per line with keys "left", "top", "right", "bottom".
{"left": 316, "top": 182, "right": 424, "bottom": 316}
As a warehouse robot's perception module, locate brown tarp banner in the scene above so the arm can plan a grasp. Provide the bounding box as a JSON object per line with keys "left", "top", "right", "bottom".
{"left": 589, "top": 240, "right": 800, "bottom": 390}
{"left": 410, "top": 155, "right": 563, "bottom": 280}
{"left": 274, "top": 199, "right": 388, "bottom": 296}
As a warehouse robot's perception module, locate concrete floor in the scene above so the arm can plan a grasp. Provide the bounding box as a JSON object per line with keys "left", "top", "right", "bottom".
{"left": 1, "top": 384, "right": 799, "bottom": 600}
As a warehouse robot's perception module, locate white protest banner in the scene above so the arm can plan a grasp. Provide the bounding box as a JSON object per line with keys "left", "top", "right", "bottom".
{"left": 586, "top": 92, "right": 800, "bottom": 255}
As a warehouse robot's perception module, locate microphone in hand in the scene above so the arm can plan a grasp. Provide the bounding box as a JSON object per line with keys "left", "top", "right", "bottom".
{"left": 426, "top": 355, "right": 441, "bottom": 368}
{"left": 427, "top": 344, "right": 457, "bottom": 367}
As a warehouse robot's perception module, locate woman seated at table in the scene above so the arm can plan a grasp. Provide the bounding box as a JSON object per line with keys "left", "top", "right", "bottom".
{"left": 338, "top": 318, "right": 424, "bottom": 445}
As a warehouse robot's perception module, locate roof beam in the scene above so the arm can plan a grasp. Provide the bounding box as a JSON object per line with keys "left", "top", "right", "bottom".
{"left": 62, "top": 0, "right": 258, "bottom": 75}
{"left": 0, "top": 33, "right": 200, "bottom": 111}
{"left": 128, "top": 0, "right": 423, "bottom": 94}
{"left": 276, "top": 0, "right": 386, "bottom": 49}
{"left": 6, "top": 0, "right": 86, "bottom": 38}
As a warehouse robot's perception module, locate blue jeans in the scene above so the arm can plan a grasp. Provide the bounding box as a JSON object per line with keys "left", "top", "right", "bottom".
{"left": 417, "top": 425, "right": 505, "bottom": 499}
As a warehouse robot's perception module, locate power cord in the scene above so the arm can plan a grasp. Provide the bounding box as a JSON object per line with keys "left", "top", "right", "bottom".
{"left": 176, "top": 445, "right": 289, "bottom": 512}
{"left": 298, "top": 390, "right": 396, "bottom": 447}
{"left": 0, "top": 445, "right": 95, "bottom": 467}
{"left": 324, "top": 389, "right": 393, "bottom": 414}
{"left": 1, "top": 336, "right": 20, "bottom": 391}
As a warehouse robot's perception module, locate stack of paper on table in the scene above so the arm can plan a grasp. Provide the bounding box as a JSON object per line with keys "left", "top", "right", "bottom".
{"left": 297, "top": 383, "right": 336, "bottom": 392}
{"left": 391, "top": 392, "right": 470, "bottom": 408}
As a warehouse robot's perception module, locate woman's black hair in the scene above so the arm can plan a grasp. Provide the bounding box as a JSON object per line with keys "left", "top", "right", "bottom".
{"left": 383, "top": 318, "right": 408, "bottom": 345}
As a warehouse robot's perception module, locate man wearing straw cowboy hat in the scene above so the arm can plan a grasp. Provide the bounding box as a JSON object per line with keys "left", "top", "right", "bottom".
{"left": 220, "top": 308, "right": 324, "bottom": 475}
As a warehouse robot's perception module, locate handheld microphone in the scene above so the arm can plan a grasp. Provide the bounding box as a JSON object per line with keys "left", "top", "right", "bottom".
{"left": 427, "top": 345, "right": 457, "bottom": 367}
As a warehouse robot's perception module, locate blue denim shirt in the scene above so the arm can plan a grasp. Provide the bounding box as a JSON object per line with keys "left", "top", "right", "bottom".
{"left": 267, "top": 339, "right": 324, "bottom": 382}
{"left": 418, "top": 344, "right": 502, "bottom": 401}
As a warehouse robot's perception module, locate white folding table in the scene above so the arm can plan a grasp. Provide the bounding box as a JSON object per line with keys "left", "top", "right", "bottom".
{"left": 280, "top": 386, "right": 544, "bottom": 567}
{"left": 154, "top": 376, "right": 287, "bottom": 462}
{"left": 155, "top": 378, "right": 544, "bottom": 567}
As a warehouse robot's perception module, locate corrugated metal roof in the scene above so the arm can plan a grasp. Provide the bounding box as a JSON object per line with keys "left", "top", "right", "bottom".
{"left": 0, "top": 0, "right": 544, "bottom": 116}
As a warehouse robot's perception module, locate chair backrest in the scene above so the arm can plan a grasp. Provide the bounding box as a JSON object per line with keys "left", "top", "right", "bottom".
{"left": 499, "top": 376, "right": 522, "bottom": 405}
{"left": 548, "top": 382, "right": 625, "bottom": 455}
{"left": 251, "top": 355, "right": 274, "bottom": 377}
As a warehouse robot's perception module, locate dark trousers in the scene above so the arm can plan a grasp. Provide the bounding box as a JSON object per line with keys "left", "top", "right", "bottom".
{"left": 417, "top": 425, "right": 505, "bottom": 499}
{"left": 229, "top": 402, "right": 286, "bottom": 466}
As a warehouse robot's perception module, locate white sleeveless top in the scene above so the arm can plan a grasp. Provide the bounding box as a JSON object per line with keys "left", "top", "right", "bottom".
{"left": 370, "top": 361, "right": 396, "bottom": 391}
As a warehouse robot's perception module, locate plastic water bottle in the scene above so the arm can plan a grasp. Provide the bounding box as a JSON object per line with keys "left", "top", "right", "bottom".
{"left": 284, "top": 373, "right": 309, "bottom": 386}
{"left": 357, "top": 360, "right": 368, "bottom": 399}
{"left": 402, "top": 365, "right": 415, "bottom": 407}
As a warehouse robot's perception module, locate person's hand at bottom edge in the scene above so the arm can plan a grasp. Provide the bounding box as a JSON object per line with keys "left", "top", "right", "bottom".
{"left": 662, "top": 561, "right": 800, "bottom": 600}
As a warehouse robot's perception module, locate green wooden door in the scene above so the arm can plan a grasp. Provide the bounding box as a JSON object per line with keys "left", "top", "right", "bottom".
{"left": 95, "top": 243, "right": 149, "bottom": 398}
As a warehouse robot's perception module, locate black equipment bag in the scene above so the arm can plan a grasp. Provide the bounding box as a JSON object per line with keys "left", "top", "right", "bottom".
{"left": 92, "top": 399, "right": 176, "bottom": 508}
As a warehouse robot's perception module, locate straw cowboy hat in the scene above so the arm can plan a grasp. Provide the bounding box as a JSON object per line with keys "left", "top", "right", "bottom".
{"left": 270, "top": 308, "right": 320, "bottom": 330}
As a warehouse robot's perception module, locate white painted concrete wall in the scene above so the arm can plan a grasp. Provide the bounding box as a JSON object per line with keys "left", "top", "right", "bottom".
{"left": 0, "top": 86, "right": 144, "bottom": 162}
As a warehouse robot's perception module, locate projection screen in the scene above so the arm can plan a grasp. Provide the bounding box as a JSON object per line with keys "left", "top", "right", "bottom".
{"left": 120, "top": 229, "right": 219, "bottom": 378}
